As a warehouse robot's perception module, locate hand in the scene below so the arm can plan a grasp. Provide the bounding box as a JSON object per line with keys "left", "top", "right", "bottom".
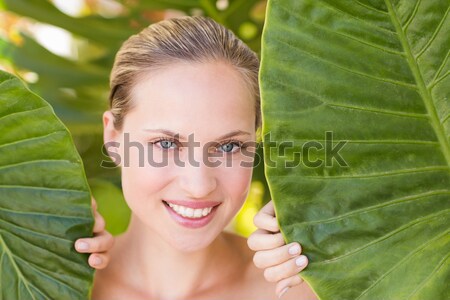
{"left": 247, "top": 200, "right": 308, "bottom": 299}
{"left": 74, "top": 197, "right": 115, "bottom": 269}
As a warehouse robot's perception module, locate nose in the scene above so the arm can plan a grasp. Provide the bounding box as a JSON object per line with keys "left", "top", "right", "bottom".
{"left": 178, "top": 145, "right": 217, "bottom": 198}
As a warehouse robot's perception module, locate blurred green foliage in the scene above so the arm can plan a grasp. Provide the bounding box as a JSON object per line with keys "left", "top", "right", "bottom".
{"left": 0, "top": 0, "right": 270, "bottom": 236}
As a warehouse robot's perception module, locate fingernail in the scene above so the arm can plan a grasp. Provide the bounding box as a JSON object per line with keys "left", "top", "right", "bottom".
{"left": 288, "top": 244, "right": 300, "bottom": 255}
{"left": 92, "top": 257, "right": 102, "bottom": 266}
{"left": 296, "top": 256, "right": 307, "bottom": 267}
{"left": 278, "top": 287, "right": 289, "bottom": 298}
{"left": 76, "top": 241, "right": 89, "bottom": 251}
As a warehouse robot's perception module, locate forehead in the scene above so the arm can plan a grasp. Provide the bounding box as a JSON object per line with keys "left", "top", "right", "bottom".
{"left": 127, "top": 61, "right": 255, "bottom": 137}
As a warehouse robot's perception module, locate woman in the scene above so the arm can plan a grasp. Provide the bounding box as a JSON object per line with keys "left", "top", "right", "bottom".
{"left": 76, "top": 16, "right": 317, "bottom": 300}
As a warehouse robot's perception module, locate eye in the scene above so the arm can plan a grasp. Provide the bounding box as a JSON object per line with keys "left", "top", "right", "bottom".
{"left": 218, "top": 140, "right": 243, "bottom": 153}
{"left": 151, "top": 137, "right": 179, "bottom": 150}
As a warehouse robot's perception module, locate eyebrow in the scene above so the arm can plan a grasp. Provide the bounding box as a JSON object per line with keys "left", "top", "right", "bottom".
{"left": 143, "top": 128, "right": 251, "bottom": 140}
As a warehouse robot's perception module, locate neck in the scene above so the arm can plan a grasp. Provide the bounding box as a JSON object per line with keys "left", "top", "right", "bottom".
{"left": 113, "top": 214, "right": 242, "bottom": 299}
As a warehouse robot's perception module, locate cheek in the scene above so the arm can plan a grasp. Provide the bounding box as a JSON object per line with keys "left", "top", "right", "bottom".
{"left": 220, "top": 164, "right": 254, "bottom": 209}
{"left": 120, "top": 149, "right": 174, "bottom": 212}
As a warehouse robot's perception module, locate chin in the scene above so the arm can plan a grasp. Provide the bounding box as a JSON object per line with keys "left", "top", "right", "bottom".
{"left": 168, "top": 232, "right": 218, "bottom": 253}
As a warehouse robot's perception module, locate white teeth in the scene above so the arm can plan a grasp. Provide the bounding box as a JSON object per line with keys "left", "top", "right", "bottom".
{"left": 167, "top": 202, "right": 214, "bottom": 218}
{"left": 185, "top": 208, "right": 194, "bottom": 217}
{"left": 194, "top": 209, "right": 202, "bottom": 218}
{"left": 179, "top": 206, "right": 185, "bottom": 215}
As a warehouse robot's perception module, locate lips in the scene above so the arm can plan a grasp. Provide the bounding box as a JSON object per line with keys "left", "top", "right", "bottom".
{"left": 163, "top": 199, "right": 221, "bottom": 209}
{"left": 162, "top": 199, "right": 221, "bottom": 229}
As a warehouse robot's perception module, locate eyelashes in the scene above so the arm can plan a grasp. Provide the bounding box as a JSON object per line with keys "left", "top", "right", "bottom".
{"left": 149, "top": 136, "right": 179, "bottom": 149}
{"left": 149, "top": 136, "right": 246, "bottom": 154}
{"left": 216, "top": 139, "right": 246, "bottom": 153}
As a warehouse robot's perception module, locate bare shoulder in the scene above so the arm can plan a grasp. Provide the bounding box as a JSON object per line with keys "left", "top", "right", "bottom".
{"left": 91, "top": 234, "right": 146, "bottom": 300}
{"left": 222, "top": 231, "right": 318, "bottom": 300}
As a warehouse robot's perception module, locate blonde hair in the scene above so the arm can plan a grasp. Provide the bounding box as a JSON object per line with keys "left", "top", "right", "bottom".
{"left": 109, "top": 16, "right": 261, "bottom": 135}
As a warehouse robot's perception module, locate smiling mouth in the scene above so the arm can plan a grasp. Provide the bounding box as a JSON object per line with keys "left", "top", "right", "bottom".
{"left": 162, "top": 200, "right": 220, "bottom": 219}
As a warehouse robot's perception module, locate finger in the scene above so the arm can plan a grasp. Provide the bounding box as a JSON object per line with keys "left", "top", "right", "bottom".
{"left": 247, "top": 229, "right": 285, "bottom": 251}
{"left": 93, "top": 210, "right": 106, "bottom": 233}
{"left": 263, "top": 255, "right": 308, "bottom": 283}
{"left": 91, "top": 197, "right": 97, "bottom": 211}
{"left": 253, "top": 211, "right": 279, "bottom": 232}
{"left": 75, "top": 231, "right": 114, "bottom": 253}
{"left": 253, "top": 201, "right": 279, "bottom": 232}
{"left": 253, "top": 242, "right": 302, "bottom": 269}
{"left": 260, "top": 200, "right": 276, "bottom": 216}
{"left": 276, "top": 275, "right": 303, "bottom": 298}
{"left": 88, "top": 253, "right": 110, "bottom": 270}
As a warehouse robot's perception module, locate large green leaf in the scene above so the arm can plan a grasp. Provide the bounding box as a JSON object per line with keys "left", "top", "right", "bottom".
{"left": 0, "top": 70, "right": 94, "bottom": 299}
{"left": 260, "top": 0, "right": 449, "bottom": 299}
{"left": 1, "top": 0, "right": 134, "bottom": 47}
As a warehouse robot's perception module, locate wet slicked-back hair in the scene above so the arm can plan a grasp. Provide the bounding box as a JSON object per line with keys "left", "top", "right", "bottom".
{"left": 109, "top": 16, "right": 261, "bottom": 133}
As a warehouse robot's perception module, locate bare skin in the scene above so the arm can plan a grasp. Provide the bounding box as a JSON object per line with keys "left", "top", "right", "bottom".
{"left": 92, "top": 230, "right": 316, "bottom": 300}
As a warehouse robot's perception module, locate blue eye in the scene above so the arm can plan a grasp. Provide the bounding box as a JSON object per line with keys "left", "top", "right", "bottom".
{"left": 160, "top": 140, "right": 176, "bottom": 149}
{"left": 152, "top": 138, "right": 178, "bottom": 150}
{"left": 219, "top": 141, "right": 242, "bottom": 153}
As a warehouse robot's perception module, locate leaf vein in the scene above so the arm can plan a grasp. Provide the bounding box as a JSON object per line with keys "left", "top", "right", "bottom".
{"left": 0, "top": 185, "right": 87, "bottom": 194}
{"left": 0, "top": 106, "right": 48, "bottom": 123}
{"left": 298, "top": 166, "right": 449, "bottom": 179}
{"left": 415, "top": 5, "right": 450, "bottom": 59}
{"left": 355, "top": 0, "right": 388, "bottom": 15}
{"left": 0, "top": 206, "right": 91, "bottom": 221}
{"left": 0, "top": 77, "right": 17, "bottom": 89}
{"left": 280, "top": 138, "right": 438, "bottom": 145}
{"left": 309, "top": 210, "right": 449, "bottom": 265}
{"left": 12, "top": 254, "right": 83, "bottom": 297}
{"left": 0, "top": 158, "right": 79, "bottom": 172}
{"left": 0, "top": 130, "right": 66, "bottom": 152}
{"left": 354, "top": 229, "right": 449, "bottom": 300}
{"left": 441, "top": 112, "right": 450, "bottom": 124}
{"left": 326, "top": 102, "right": 427, "bottom": 119}
{"left": 407, "top": 252, "right": 450, "bottom": 299}
{"left": 385, "top": 0, "right": 450, "bottom": 166}
{"left": 313, "top": 0, "right": 396, "bottom": 34}
{"left": 276, "top": 37, "right": 415, "bottom": 88}
{"left": 0, "top": 228, "right": 83, "bottom": 269}
{"left": 276, "top": 4, "right": 404, "bottom": 56}
{"left": 0, "top": 218, "right": 78, "bottom": 245}
{"left": 288, "top": 190, "right": 450, "bottom": 226}
{"left": 402, "top": 0, "right": 422, "bottom": 31}
{"left": 428, "top": 50, "right": 449, "bottom": 87}
{"left": 0, "top": 235, "right": 37, "bottom": 300}
{"left": 429, "top": 71, "right": 450, "bottom": 91}
{"left": 271, "top": 77, "right": 425, "bottom": 119}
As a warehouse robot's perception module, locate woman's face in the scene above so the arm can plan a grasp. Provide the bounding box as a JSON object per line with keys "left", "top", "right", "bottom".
{"left": 104, "top": 61, "right": 257, "bottom": 252}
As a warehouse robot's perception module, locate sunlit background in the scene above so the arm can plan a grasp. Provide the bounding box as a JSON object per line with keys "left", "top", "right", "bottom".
{"left": 0, "top": 0, "right": 270, "bottom": 237}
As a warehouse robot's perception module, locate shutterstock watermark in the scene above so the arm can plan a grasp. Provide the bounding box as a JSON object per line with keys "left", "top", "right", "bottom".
{"left": 100, "top": 131, "right": 349, "bottom": 169}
